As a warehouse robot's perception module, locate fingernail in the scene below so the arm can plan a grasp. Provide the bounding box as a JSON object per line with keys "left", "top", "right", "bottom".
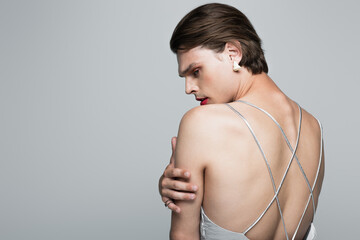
{"left": 176, "top": 208, "right": 181, "bottom": 213}
{"left": 184, "top": 172, "right": 190, "bottom": 177}
{"left": 190, "top": 194, "right": 195, "bottom": 199}
{"left": 192, "top": 185, "right": 198, "bottom": 191}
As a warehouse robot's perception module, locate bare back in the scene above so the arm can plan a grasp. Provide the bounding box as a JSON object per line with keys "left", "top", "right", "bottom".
{"left": 201, "top": 96, "right": 324, "bottom": 240}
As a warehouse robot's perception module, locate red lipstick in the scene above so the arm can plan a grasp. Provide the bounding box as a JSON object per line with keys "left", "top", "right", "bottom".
{"left": 196, "top": 97, "right": 208, "bottom": 105}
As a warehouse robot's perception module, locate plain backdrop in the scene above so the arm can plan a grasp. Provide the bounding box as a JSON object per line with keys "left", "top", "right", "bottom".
{"left": 1, "top": 0, "right": 359, "bottom": 239}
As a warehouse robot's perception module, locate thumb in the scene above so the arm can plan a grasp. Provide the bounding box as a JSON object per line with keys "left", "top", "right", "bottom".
{"left": 170, "top": 136, "right": 177, "bottom": 164}
{"left": 172, "top": 136, "right": 177, "bottom": 152}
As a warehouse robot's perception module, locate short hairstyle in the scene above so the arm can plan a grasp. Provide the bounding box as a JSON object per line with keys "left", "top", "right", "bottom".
{"left": 170, "top": 3, "right": 268, "bottom": 74}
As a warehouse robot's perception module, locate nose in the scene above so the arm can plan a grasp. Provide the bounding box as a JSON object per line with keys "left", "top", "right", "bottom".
{"left": 185, "top": 77, "right": 199, "bottom": 95}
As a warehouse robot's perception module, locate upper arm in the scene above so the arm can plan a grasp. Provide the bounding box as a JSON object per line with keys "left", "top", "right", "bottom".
{"left": 170, "top": 107, "right": 214, "bottom": 239}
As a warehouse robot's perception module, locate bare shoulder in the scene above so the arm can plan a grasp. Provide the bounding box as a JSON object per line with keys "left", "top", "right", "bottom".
{"left": 178, "top": 104, "right": 243, "bottom": 137}
{"left": 175, "top": 104, "right": 243, "bottom": 164}
{"left": 176, "top": 104, "right": 249, "bottom": 162}
{"left": 301, "top": 107, "right": 323, "bottom": 138}
{"left": 180, "top": 104, "right": 229, "bottom": 123}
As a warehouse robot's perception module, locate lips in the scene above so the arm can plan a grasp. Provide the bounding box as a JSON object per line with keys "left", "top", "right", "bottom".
{"left": 196, "top": 97, "right": 208, "bottom": 105}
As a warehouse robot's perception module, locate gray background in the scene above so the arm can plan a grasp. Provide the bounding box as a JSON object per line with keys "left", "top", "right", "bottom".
{"left": 0, "top": 0, "right": 359, "bottom": 239}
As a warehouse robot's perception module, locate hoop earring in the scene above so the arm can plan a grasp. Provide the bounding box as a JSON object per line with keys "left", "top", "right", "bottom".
{"left": 233, "top": 61, "right": 241, "bottom": 72}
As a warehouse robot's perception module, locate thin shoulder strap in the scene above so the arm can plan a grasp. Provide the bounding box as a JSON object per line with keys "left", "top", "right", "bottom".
{"left": 292, "top": 119, "right": 323, "bottom": 240}
{"left": 225, "top": 103, "right": 291, "bottom": 240}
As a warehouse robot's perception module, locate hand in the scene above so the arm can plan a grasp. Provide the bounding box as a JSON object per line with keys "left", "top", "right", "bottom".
{"left": 159, "top": 137, "right": 198, "bottom": 213}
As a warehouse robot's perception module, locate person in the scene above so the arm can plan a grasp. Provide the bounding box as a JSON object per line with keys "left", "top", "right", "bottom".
{"left": 158, "top": 3, "right": 324, "bottom": 240}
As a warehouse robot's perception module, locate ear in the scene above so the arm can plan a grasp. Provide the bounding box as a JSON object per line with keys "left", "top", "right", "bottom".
{"left": 224, "top": 41, "right": 242, "bottom": 64}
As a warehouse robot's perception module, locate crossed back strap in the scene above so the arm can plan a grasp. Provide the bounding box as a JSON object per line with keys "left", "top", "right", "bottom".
{"left": 225, "top": 100, "right": 323, "bottom": 240}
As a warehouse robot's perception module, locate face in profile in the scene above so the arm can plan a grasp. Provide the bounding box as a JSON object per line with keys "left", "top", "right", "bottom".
{"left": 177, "top": 46, "right": 240, "bottom": 105}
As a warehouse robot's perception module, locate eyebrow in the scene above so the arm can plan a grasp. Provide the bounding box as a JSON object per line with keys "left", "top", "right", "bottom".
{"left": 179, "top": 62, "right": 198, "bottom": 77}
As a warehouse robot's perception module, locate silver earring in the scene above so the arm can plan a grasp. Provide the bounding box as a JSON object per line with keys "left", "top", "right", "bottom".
{"left": 233, "top": 61, "right": 241, "bottom": 72}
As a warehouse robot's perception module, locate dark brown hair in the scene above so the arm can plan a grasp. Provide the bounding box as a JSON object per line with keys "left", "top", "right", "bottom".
{"left": 170, "top": 3, "right": 268, "bottom": 74}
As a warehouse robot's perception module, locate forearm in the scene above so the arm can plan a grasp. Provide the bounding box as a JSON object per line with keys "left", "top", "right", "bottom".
{"left": 170, "top": 216, "right": 200, "bottom": 240}
{"left": 170, "top": 231, "right": 200, "bottom": 240}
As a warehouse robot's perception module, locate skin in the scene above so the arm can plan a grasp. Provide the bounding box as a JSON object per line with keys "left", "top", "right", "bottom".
{"left": 159, "top": 43, "right": 325, "bottom": 239}
{"left": 159, "top": 44, "right": 245, "bottom": 212}
{"left": 158, "top": 136, "right": 197, "bottom": 213}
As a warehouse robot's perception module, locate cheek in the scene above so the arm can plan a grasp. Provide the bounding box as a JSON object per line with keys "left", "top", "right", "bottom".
{"left": 202, "top": 62, "right": 231, "bottom": 93}
{"left": 200, "top": 71, "right": 215, "bottom": 87}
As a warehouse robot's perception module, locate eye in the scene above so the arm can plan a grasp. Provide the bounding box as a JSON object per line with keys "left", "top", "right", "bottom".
{"left": 193, "top": 69, "right": 200, "bottom": 77}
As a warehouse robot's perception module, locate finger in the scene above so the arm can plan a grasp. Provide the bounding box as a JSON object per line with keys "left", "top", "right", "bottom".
{"left": 172, "top": 137, "right": 177, "bottom": 151}
{"left": 167, "top": 202, "right": 181, "bottom": 213}
{"left": 170, "top": 136, "right": 177, "bottom": 164}
{"left": 163, "top": 177, "right": 198, "bottom": 192}
{"left": 164, "top": 167, "right": 191, "bottom": 179}
{"left": 162, "top": 196, "right": 170, "bottom": 203}
{"left": 162, "top": 189, "right": 196, "bottom": 201}
{"left": 162, "top": 197, "right": 180, "bottom": 213}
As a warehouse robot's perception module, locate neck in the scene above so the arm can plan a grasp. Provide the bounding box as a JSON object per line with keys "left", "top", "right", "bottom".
{"left": 233, "top": 70, "right": 281, "bottom": 101}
